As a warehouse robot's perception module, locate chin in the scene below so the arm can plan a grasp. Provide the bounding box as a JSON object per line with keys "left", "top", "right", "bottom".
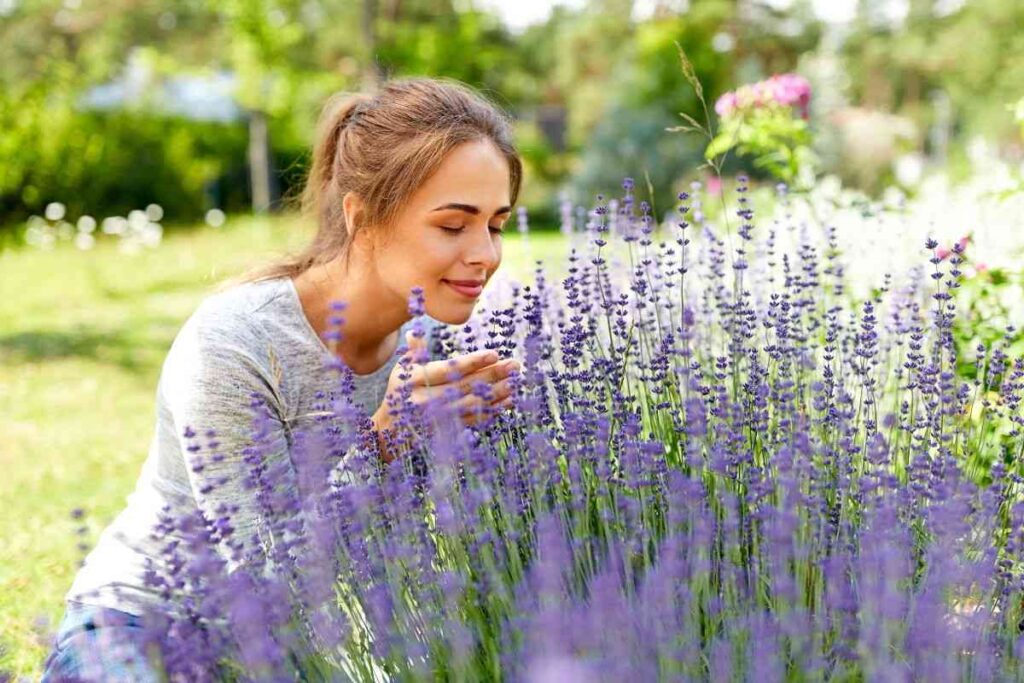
{"left": 423, "top": 285, "right": 477, "bottom": 325}
{"left": 427, "top": 305, "right": 474, "bottom": 326}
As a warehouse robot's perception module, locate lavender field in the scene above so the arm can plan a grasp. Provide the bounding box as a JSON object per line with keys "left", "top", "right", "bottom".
{"left": 82, "top": 169, "right": 1024, "bottom": 681}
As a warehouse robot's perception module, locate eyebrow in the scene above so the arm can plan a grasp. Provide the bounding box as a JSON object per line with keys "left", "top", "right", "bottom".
{"left": 431, "top": 202, "right": 512, "bottom": 217}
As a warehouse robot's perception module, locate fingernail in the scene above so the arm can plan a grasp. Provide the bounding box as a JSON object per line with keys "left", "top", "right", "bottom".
{"left": 482, "top": 351, "right": 499, "bottom": 363}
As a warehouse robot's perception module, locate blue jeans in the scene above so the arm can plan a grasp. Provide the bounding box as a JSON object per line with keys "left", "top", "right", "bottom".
{"left": 40, "top": 599, "right": 163, "bottom": 682}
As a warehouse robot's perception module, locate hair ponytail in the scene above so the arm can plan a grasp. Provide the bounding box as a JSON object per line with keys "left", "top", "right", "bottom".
{"left": 301, "top": 92, "right": 371, "bottom": 223}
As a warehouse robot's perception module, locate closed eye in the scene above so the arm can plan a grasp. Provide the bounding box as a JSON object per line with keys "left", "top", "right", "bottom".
{"left": 441, "top": 226, "right": 505, "bottom": 235}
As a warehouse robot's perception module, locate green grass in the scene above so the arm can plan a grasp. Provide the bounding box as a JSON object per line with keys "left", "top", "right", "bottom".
{"left": 0, "top": 215, "right": 571, "bottom": 679}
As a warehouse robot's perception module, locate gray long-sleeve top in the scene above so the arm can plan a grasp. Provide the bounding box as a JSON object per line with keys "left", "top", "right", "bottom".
{"left": 66, "top": 276, "right": 438, "bottom": 617}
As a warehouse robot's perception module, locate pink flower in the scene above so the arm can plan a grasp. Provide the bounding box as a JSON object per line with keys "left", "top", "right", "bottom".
{"left": 714, "top": 73, "right": 812, "bottom": 120}
{"left": 955, "top": 234, "right": 970, "bottom": 252}
{"left": 706, "top": 176, "right": 723, "bottom": 196}
{"left": 766, "top": 73, "right": 812, "bottom": 119}
{"left": 715, "top": 92, "right": 738, "bottom": 117}
{"left": 737, "top": 83, "right": 762, "bottom": 108}
{"left": 936, "top": 246, "right": 952, "bottom": 261}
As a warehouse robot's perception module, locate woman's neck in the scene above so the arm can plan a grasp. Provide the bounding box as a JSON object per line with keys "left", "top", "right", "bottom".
{"left": 292, "top": 259, "right": 410, "bottom": 374}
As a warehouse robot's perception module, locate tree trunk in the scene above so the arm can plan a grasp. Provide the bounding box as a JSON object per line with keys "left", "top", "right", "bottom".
{"left": 248, "top": 110, "right": 273, "bottom": 214}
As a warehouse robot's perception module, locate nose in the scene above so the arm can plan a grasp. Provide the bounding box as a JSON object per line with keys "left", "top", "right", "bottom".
{"left": 464, "top": 225, "right": 500, "bottom": 271}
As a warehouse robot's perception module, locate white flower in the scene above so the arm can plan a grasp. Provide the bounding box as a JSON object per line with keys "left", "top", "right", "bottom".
{"left": 128, "top": 210, "right": 148, "bottom": 231}
{"left": 141, "top": 222, "right": 163, "bottom": 247}
{"left": 74, "top": 233, "right": 96, "bottom": 251}
{"left": 205, "top": 208, "right": 226, "bottom": 228}
{"left": 102, "top": 216, "right": 127, "bottom": 235}
{"left": 45, "top": 202, "right": 66, "bottom": 221}
{"left": 77, "top": 215, "right": 97, "bottom": 233}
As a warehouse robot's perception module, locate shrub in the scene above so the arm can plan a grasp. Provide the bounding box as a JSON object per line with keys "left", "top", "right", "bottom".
{"left": 0, "top": 96, "right": 249, "bottom": 233}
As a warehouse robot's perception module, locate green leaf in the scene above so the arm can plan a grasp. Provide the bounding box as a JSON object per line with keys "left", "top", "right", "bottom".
{"left": 704, "top": 133, "right": 735, "bottom": 161}
{"left": 676, "top": 111, "right": 706, "bottom": 134}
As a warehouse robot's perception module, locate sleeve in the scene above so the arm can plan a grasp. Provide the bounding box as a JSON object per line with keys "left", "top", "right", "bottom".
{"left": 159, "top": 307, "right": 291, "bottom": 577}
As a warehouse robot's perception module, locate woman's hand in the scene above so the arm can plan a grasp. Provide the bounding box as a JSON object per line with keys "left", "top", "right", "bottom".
{"left": 371, "top": 331, "right": 520, "bottom": 462}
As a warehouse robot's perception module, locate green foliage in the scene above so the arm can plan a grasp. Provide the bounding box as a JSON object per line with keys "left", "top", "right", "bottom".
{"left": 567, "top": 5, "right": 737, "bottom": 213}
{"left": 0, "top": 0, "right": 570, "bottom": 235}
{"left": 570, "top": 101, "right": 704, "bottom": 215}
{"left": 954, "top": 266, "right": 1024, "bottom": 378}
{"left": 705, "top": 106, "right": 815, "bottom": 185}
{"left": 3, "top": 0, "right": 1019, "bottom": 235}
{"left": 0, "top": 87, "right": 249, "bottom": 225}
{"left": 948, "top": 263, "right": 1024, "bottom": 481}
{"left": 375, "top": 8, "right": 518, "bottom": 96}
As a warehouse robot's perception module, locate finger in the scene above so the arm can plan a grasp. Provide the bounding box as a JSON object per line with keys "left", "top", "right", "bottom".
{"left": 474, "top": 394, "right": 515, "bottom": 423}
{"left": 414, "top": 373, "right": 515, "bottom": 414}
{"left": 425, "top": 392, "right": 508, "bottom": 427}
{"left": 483, "top": 377, "right": 514, "bottom": 403}
{"left": 463, "top": 410, "right": 499, "bottom": 427}
{"left": 493, "top": 396, "right": 514, "bottom": 411}
{"left": 450, "top": 392, "right": 489, "bottom": 414}
{"left": 417, "top": 349, "right": 500, "bottom": 387}
{"left": 414, "top": 382, "right": 469, "bottom": 404}
{"left": 449, "top": 359, "right": 520, "bottom": 396}
{"left": 458, "top": 395, "right": 504, "bottom": 427}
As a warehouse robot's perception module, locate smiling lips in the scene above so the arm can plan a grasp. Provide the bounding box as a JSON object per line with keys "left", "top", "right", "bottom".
{"left": 443, "top": 279, "right": 484, "bottom": 298}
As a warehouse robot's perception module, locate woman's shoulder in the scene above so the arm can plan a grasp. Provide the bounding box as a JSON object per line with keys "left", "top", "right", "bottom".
{"left": 161, "top": 279, "right": 289, "bottom": 385}
{"left": 180, "top": 279, "right": 285, "bottom": 342}
{"left": 196, "top": 278, "right": 286, "bottom": 321}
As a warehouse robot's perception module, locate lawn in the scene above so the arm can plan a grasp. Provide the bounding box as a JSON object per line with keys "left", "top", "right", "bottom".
{"left": 0, "top": 215, "right": 570, "bottom": 679}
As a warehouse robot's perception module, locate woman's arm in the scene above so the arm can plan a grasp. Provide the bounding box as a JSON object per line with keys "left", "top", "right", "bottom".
{"left": 159, "top": 307, "right": 292, "bottom": 576}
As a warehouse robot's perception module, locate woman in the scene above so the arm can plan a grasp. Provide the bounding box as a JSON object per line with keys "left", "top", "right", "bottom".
{"left": 42, "top": 76, "right": 523, "bottom": 681}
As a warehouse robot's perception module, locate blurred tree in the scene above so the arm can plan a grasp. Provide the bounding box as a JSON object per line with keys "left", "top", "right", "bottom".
{"left": 0, "top": 0, "right": 239, "bottom": 228}
{"left": 841, "top": 0, "right": 1024, "bottom": 153}
{"left": 214, "top": 0, "right": 307, "bottom": 212}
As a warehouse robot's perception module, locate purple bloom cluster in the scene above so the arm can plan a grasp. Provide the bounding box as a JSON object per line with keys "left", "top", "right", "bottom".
{"left": 67, "top": 178, "right": 1024, "bottom": 681}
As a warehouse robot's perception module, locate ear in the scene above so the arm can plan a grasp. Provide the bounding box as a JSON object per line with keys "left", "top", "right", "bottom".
{"left": 341, "top": 191, "right": 365, "bottom": 239}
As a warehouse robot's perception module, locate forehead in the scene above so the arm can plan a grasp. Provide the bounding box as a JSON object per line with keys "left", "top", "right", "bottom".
{"left": 406, "top": 140, "right": 511, "bottom": 210}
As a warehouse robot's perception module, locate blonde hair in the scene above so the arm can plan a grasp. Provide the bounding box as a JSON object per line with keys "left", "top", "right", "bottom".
{"left": 216, "top": 77, "right": 523, "bottom": 292}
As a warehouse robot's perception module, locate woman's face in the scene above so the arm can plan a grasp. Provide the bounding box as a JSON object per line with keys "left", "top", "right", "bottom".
{"left": 364, "top": 139, "right": 512, "bottom": 325}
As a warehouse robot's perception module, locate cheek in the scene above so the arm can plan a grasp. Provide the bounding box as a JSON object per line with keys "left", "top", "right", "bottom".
{"left": 396, "top": 236, "right": 460, "bottom": 281}
{"left": 421, "top": 237, "right": 462, "bottom": 267}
